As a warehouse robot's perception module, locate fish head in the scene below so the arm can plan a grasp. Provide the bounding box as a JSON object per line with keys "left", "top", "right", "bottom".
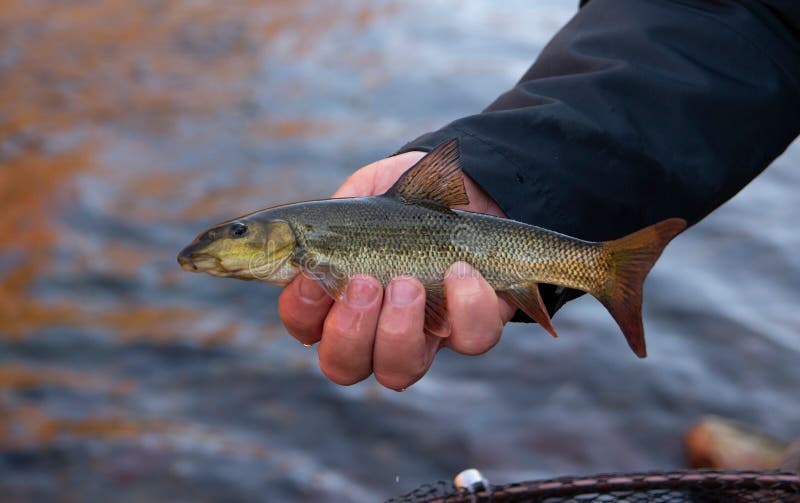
{"left": 177, "top": 217, "right": 300, "bottom": 284}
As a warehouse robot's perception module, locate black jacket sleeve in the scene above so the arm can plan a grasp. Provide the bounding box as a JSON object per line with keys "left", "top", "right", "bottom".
{"left": 397, "top": 0, "right": 800, "bottom": 316}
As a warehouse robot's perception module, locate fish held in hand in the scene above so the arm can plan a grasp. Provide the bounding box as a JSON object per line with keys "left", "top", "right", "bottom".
{"left": 177, "top": 139, "right": 686, "bottom": 357}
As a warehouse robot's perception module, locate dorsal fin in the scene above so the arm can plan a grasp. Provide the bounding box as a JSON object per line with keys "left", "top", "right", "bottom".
{"left": 384, "top": 138, "right": 469, "bottom": 207}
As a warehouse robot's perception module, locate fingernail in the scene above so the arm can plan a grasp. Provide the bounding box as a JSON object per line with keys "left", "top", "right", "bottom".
{"left": 388, "top": 278, "right": 420, "bottom": 307}
{"left": 346, "top": 277, "right": 379, "bottom": 307}
{"left": 299, "top": 276, "right": 326, "bottom": 302}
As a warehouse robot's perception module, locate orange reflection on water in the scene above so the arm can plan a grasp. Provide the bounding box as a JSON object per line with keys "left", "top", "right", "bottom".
{"left": 0, "top": 0, "right": 403, "bottom": 469}
{"left": 0, "top": 364, "right": 134, "bottom": 394}
{"left": 0, "top": 143, "right": 95, "bottom": 339}
{"left": 0, "top": 364, "right": 142, "bottom": 450}
{"left": 0, "top": 404, "right": 172, "bottom": 450}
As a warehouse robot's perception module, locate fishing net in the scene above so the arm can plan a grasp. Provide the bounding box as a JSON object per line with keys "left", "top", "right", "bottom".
{"left": 387, "top": 470, "right": 800, "bottom": 503}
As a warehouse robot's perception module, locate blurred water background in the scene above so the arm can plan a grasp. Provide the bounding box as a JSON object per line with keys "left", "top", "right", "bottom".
{"left": 0, "top": 1, "right": 798, "bottom": 501}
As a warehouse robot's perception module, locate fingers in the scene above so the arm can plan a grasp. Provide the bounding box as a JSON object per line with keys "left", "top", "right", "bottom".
{"left": 317, "top": 276, "right": 383, "bottom": 385}
{"left": 373, "top": 277, "right": 439, "bottom": 391}
{"left": 304, "top": 274, "right": 438, "bottom": 390}
{"left": 281, "top": 263, "right": 514, "bottom": 388}
{"left": 443, "top": 262, "right": 507, "bottom": 355}
{"left": 280, "top": 265, "right": 513, "bottom": 387}
{"left": 278, "top": 274, "right": 333, "bottom": 345}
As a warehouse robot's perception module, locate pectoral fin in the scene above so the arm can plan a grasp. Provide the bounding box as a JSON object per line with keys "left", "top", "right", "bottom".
{"left": 295, "top": 251, "right": 349, "bottom": 300}
{"left": 499, "top": 283, "right": 558, "bottom": 338}
{"left": 423, "top": 284, "right": 449, "bottom": 337}
{"left": 384, "top": 138, "right": 469, "bottom": 208}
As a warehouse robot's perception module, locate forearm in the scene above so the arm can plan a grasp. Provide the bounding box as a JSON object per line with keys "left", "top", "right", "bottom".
{"left": 398, "top": 0, "right": 800, "bottom": 242}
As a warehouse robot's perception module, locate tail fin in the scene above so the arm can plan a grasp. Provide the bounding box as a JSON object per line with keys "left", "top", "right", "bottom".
{"left": 593, "top": 218, "right": 687, "bottom": 358}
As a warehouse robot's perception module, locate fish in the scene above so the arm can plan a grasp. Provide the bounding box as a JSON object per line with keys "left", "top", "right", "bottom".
{"left": 177, "top": 139, "right": 686, "bottom": 357}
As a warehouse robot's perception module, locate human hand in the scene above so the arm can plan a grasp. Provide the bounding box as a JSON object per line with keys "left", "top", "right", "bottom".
{"left": 278, "top": 151, "right": 516, "bottom": 390}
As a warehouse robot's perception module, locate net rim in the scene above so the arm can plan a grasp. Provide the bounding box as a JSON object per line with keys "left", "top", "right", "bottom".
{"left": 390, "top": 469, "right": 800, "bottom": 503}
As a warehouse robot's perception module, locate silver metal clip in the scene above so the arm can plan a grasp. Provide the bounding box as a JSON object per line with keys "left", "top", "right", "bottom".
{"left": 454, "top": 468, "right": 490, "bottom": 494}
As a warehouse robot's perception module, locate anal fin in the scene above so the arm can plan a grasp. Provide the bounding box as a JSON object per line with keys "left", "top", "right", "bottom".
{"left": 499, "top": 282, "right": 558, "bottom": 338}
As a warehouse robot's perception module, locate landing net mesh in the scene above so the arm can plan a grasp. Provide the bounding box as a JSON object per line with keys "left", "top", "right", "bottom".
{"left": 387, "top": 470, "right": 800, "bottom": 503}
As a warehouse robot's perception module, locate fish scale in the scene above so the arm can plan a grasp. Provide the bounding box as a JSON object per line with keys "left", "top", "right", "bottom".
{"left": 279, "top": 197, "right": 605, "bottom": 294}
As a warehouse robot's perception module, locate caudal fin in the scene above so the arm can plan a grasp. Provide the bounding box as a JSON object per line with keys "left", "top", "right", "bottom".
{"left": 593, "top": 218, "right": 687, "bottom": 358}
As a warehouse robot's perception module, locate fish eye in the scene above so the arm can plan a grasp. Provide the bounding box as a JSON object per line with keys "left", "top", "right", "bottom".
{"left": 230, "top": 222, "right": 248, "bottom": 238}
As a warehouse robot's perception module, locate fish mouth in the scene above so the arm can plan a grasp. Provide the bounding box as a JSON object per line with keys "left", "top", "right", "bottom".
{"left": 177, "top": 246, "right": 225, "bottom": 274}
{"left": 178, "top": 253, "right": 209, "bottom": 272}
{"left": 177, "top": 249, "right": 249, "bottom": 277}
